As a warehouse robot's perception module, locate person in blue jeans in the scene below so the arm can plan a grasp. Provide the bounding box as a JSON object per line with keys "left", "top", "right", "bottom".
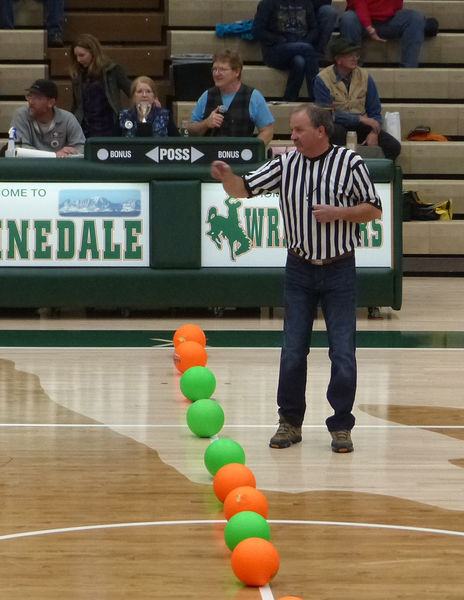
{"left": 314, "top": 36, "right": 402, "bottom": 159}
{"left": 1, "top": 0, "right": 64, "bottom": 46}
{"left": 252, "top": 0, "right": 338, "bottom": 102}
{"left": 210, "top": 104, "right": 382, "bottom": 453}
{"left": 339, "top": 0, "right": 426, "bottom": 68}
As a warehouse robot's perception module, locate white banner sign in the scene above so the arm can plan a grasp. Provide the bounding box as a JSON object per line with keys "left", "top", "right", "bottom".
{"left": 0, "top": 182, "right": 150, "bottom": 267}
{"left": 201, "top": 182, "right": 392, "bottom": 268}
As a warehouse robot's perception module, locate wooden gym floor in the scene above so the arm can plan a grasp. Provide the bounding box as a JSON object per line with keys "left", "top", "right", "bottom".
{"left": 0, "top": 276, "right": 463, "bottom": 599}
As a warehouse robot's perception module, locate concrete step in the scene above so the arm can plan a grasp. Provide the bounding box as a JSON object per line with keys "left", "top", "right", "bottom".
{"left": 261, "top": 140, "right": 464, "bottom": 176}
{"left": 0, "top": 65, "right": 48, "bottom": 96}
{"left": 63, "top": 12, "right": 164, "bottom": 43}
{"left": 403, "top": 179, "right": 464, "bottom": 215}
{"left": 173, "top": 100, "right": 464, "bottom": 139}
{"left": 0, "top": 30, "right": 45, "bottom": 60}
{"left": 9, "top": 0, "right": 161, "bottom": 26}
{"left": 0, "top": 102, "right": 25, "bottom": 133}
{"left": 190, "top": 65, "right": 464, "bottom": 101}
{"left": 168, "top": 31, "right": 464, "bottom": 65}
{"left": 267, "top": 140, "right": 464, "bottom": 178}
{"left": 8, "top": 0, "right": 43, "bottom": 26}
{"left": 167, "top": 0, "right": 464, "bottom": 30}
{"left": 397, "top": 141, "right": 464, "bottom": 175}
{"left": 403, "top": 221, "right": 464, "bottom": 254}
{"left": 47, "top": 46, "right": 168, "bottom": 78}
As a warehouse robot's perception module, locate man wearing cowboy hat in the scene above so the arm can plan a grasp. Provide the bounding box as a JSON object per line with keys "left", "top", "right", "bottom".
{"left": 10, "top": 79, "right": 85, "bottom": 158}
{"left": 313, "top": 36, "right": 401, "bottom": 160}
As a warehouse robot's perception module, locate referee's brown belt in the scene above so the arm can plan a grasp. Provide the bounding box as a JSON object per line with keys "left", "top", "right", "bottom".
{"left": 288, "top": 248, "right": 354, "bottom": 266}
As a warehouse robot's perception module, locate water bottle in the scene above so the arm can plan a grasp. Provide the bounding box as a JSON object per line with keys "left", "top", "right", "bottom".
{"left": 6, "top": 126, "right": 17, "bottom": 157}
{"left": 181, "top": 116, "right": 189, "bottom": 137}
{"left": 346, "top": 131, "right": 357, "bottom": 151}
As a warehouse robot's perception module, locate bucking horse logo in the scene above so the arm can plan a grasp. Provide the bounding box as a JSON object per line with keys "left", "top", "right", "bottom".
{"left": 206, "top": 197, "right": 251, "bottom": 261}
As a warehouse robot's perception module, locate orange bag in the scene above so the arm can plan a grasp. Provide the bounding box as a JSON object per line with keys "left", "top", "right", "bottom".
{"left": 407, "top": 126, "right": 448, "bottom": 141}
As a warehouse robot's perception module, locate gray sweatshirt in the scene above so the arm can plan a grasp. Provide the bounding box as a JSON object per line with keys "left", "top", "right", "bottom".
{"left": 11, "top": 106, "right": 86, "bottom": 154}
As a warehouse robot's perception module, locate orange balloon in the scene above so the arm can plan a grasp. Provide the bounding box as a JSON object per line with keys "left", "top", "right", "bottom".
{"left": 231, "top": 537, "right": 279, "bottom": 587}
{"left": 173, "top": 324, "right": 206, "bottom": 348}
{"left": 213, "top": 463, "right": 256, "bottom": 503}
{"left": 223, "top": 485, "right": 268, "bottom": 520}
{"left": 173, "top": 341, "right": 207, "bottom": 373}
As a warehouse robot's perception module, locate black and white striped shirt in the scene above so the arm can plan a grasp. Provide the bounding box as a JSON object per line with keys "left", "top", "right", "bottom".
{"left": 243, "top": 145, "right": 382, "bottom": 260}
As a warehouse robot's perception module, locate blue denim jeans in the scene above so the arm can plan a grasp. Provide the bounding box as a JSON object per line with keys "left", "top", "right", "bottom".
{"left": 339, "top": 8, "right": 425, "bottom": 68}
{"left": 1, "top": 0, "right": 64, "bottom": 35}
{"left": 277, "top": 252, "right": 357, "bottom": 432}
{"left": 263, "top": 41, "right": 319, "bottom": 101}
{"left": 315, "top": 4, "right": 339, "bottom": 58}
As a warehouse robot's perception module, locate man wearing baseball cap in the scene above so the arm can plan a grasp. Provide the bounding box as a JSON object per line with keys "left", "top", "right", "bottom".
{"left": 313, "top": 37, "right": 401, "bottom": 160}
{"left": 10, "top": 79, "right": 85, "bottom": 157}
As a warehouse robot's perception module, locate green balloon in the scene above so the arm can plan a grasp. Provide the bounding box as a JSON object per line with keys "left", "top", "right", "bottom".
{"left": 204, "top": 438, "right": 246, "bottom": 476}
{"left": 180, "top": 366, "right": 216, "bottom": 401}
{"left": 186, "top": 398, "right": 224, "bottom": 438}
{"left": 224, "top": 511, "right": 271, "bottom": 550}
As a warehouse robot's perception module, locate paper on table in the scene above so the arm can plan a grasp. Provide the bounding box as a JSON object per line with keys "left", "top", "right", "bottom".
{"left": 15, "top": 147, "right": 57, "bottom": 158}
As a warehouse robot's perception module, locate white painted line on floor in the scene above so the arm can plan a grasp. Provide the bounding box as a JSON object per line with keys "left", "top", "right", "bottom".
{"left": 259, "top": 584, "right": 275, "bottom": 599}
{"left": 0, "top": 423, "right": 464, "bottom": 429}
{"left": 2, "top": 346, "right": 464, "bottom": 351}
{"left": 1, "top": 518, "right": 464, "bottom": 543}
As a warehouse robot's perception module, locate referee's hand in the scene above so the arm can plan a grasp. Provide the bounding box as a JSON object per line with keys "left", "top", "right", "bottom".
{"left": 312, "top": 204, "right": 342, "bottom": 223}
{"left": 211, "top": 160, "right": 231, "bottom": 181}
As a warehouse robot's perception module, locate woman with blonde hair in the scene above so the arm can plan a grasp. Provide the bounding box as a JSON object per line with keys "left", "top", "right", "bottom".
{"left": 70, "top": 33, "right": 131, "bottom": 137}
{"left": 119, "top": 76, "right": 179, "bottom": 137}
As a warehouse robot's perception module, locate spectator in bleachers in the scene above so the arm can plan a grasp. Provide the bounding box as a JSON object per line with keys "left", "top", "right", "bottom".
{"left": 70, "top": 33, "right": 131, "bottom": 138}
{"left": 119, "top": 76, "right": 179, "bottom": 137}
{"left": 1, "top": 0, "right": 64, "bottom": 47}
{"left": 252, "top": 0, "right": 338, "bottom": 102}
{"left": 313, "top": 37, "right": 401, "bottom": 160}
{"left": 10, "top": 79, "right": 85, "bottom": 157}
{"left": 188, "top": 49, "right": 275, "bottom": 145}
{"left": 339, "top": 0, "right": 426, "bottom": 68}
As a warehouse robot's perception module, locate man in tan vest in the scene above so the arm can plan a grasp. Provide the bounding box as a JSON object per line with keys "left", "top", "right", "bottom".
{"left": 313, "top": 36, "right": 401, "bottom": 160}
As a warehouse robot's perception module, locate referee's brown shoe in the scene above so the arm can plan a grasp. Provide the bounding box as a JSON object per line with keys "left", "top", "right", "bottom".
{"left": 330, "top": 430, "right": 354, "bottom": 453}
{"left": 269, "top": 417, "right": 302, "bottom": 449}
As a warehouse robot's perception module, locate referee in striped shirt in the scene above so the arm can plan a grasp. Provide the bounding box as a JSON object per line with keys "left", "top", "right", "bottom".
{"left": 211, "top": 103, "right": 382, "bottom": 453}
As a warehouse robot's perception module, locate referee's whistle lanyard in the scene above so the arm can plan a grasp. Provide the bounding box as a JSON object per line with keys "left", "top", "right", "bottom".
{"left": 304, "top": 154, "right": 329, "bottom": 208}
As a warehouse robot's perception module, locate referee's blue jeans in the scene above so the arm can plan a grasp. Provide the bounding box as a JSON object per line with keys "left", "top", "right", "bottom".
{"left": 277, "top": 252, "right": 357, "bottom": 432}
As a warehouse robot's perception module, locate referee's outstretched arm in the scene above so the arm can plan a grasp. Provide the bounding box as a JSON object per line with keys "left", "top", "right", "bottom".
{"left": 211, "top": 160, "right": 248, "bottom": 198}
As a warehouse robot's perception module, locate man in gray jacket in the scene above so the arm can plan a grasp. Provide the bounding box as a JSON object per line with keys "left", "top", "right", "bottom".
{"left": 10, "top": 79, "right": 85, "bottom": 157}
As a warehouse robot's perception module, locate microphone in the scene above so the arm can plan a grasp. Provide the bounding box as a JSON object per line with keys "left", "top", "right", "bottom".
{"left": 212, "top": 104, "right": 227, "bottom": 137}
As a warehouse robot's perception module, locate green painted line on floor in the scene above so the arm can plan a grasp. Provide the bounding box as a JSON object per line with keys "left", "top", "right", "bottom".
{"left": 0, "top": 330, "right": 464, "bottom": 348}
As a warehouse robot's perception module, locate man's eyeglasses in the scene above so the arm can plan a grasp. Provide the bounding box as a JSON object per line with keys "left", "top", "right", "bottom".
{"left": 211, "top": 67, "right": 232, "bottom": 74}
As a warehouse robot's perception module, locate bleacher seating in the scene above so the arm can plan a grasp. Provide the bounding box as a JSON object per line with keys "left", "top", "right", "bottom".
{"left": 167, "top": 0, "right": 464, "bottom": 270}
{"left": 0, "top": 0, "right": 169, "bottom": 126}
{"left": 1, "top": 0, "right": 464, "bottom": 270}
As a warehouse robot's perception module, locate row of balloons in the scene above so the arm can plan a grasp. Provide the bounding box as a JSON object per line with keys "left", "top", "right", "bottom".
{"left": 172, "top": 324, "right": 303, "bottom": 599}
